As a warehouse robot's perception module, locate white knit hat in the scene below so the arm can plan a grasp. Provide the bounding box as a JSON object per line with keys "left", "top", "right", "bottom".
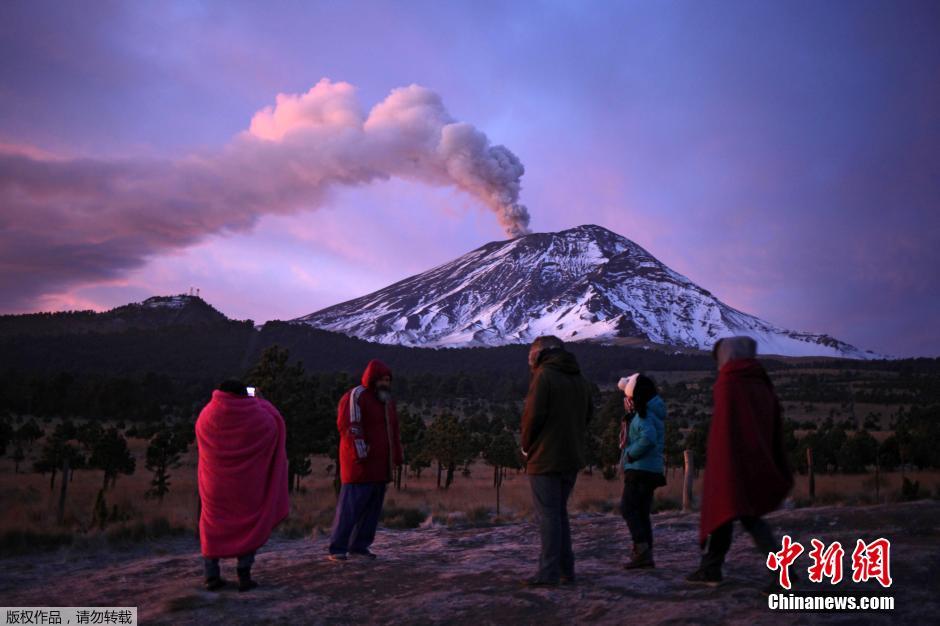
{"left": 617, "top": 373, "right": 639, "bottom": 398}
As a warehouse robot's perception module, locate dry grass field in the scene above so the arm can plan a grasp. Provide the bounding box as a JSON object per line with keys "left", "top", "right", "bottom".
{"left": 2, "top": 434, "right": 938, "bottom": 553}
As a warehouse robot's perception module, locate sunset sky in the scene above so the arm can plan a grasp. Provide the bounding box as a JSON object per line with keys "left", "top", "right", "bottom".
{"left": 1, "top": 1, "right": 938, "bottom": 357}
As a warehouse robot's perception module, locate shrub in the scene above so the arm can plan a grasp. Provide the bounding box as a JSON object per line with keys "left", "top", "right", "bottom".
{"left": 465, "top": 506, "right": 491, "bottom": 525}
{"left": 381, "top": 506, "right": 427, "bottom": 529}
{"left": 578, "top": 498, "right": 615, "bottom": 513}
{"left": 652, "top": 497, "right": 680, "bottom": 513}
{"left": 0, "top": 530, "right": 73, "bottom": 557}
{"left": 106, "top": 517, "right": 186, "bottom": 544}
{"left": 901, "top": 477, "right": 922, "bottom": 501}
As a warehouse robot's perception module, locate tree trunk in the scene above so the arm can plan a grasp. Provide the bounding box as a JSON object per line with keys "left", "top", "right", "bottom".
{"left": 436, "top": 462, "right": 443, "bottom": 489}
{"left": 49, "top": 466, "right": 57, "bottom": 491}
{"left": 493, "top": 465, "right": 498, "bottom": 488}
{"left": 57, "top": 457, "right": 70, "bottom": 525}
{"left": 682, "top": 449, "right": 694, "bottom": 512}
{"left": 496, "top": 465, "right": 501, "bottom": 516}
{"left": 102, "top": 471, "right": 109, "bottom": 491}
{"left": 806, "top": 447, "right": 815, "bottom": 502}
{"left": 445, "top": 463, "right": 455, "bottom": 489}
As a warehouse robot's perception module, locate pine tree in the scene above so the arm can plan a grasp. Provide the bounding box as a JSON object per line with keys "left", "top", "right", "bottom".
{"left": 426, "top": 413, "right": 474, "bottom": 489}
{"left": 12, "top": 444, "right": 24, "bottom": 473}
{"left": 34, "top": 422, "right": 84, "bottom": 490}
{"left": 145, "top": 427, "right": 188, "bottom": 502}
{"left": 88, "top": 427, "right": 136, "bottom": 490}
{"left": 663, "top": 420, "right": 684, "bottom": 472}
{"left": 483, "top": 429, "right": 521, "bottom": 515}
{"left": 247, "top": 346, "right": 320, "bottom": 493}
{"left": 0, "top": 416, "right": 11, "bottom": 456}
{"left": 15, "top": 418, "right": 43, "bottom": 451}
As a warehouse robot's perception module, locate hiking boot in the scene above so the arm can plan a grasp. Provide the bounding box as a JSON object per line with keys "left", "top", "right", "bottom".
{"left": 624, "top": 543, "right": 655, "bottom": 570}
{"left": 524, "top": 576, "right": 559, "bottom": 587}
{"left": 763, "top": 569, "right": 799, "bottom": 595}
{"left": 686, "top": 567, "right": 723, "bottom": 587}
{"left": 327, "top": 553, "right": 348, "bottom": 563}
{"left": 349, "top": 549, "right": 378, "bottom": 560}
{"left": 237, "top": 568, "right": 258, "bottom": 593}
{"left": 204, "top": 576, "right": 226, "bottom": 592}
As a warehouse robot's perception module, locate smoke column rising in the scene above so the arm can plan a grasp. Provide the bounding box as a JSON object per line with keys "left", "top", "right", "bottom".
{"left": 0, "top": 79, "right": 531, "bottom": 308}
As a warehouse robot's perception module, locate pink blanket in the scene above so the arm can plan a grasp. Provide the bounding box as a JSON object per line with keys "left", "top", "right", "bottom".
{"left": 196, "top": 390, "right": 289, "bottom": 559}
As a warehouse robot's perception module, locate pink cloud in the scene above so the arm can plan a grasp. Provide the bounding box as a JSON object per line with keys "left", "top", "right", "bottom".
{"left": 0, "top": 79, "right": 530, "bottom": 312}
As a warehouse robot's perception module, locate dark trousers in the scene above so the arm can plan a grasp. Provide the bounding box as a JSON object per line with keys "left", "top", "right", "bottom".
{"left": 701, "top": 516, "right": 777, "bottom": 572}
{"left": 528, "top": 471, "right": 577, "bottom": 581}
{"left": 204, "top": 551, "right": 255, "bottom": 579}
{"left": 329, "top": 482, "right": 387, "bottom": 555}
{"left": 621, "top": 473, "right": 655, "bottom": 547}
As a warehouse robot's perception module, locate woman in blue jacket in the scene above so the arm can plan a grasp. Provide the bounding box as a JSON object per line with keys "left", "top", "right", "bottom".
{"left": 618, "top": 373, "right": 666, "bottom": 570}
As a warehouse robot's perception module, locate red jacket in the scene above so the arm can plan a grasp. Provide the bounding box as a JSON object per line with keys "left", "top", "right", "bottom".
{"left": 337, "top": 359, "right": 404, "bottom": 484}
{"left": 700, "top": 358, "right": 793, "bottom": 545}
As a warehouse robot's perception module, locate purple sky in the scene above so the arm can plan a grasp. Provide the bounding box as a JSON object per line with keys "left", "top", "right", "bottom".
{"left": 1, "top": 0, "right": 938, "bottom": 357}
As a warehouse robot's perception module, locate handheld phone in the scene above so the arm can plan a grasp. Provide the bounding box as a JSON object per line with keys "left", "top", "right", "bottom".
{"left": 246, "top": 386, "right": 256, "bottom": 397}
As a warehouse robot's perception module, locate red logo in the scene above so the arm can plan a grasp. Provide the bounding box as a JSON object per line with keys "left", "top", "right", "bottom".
{"left": 851, "top": 538, "right": 893, "bottom": 588}
{"left": 766, "top": 534, "right": 804, "bottom": 590}
{"left": 807, "top": 539, "right": 845, "bottom": 585}
{"left": 766, "top": 536, "right": 893, "bottom": 589}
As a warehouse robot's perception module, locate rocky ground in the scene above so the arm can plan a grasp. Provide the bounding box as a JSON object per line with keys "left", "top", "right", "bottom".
{"left": 2, "top": 500, "right": 938, "bottom": 625}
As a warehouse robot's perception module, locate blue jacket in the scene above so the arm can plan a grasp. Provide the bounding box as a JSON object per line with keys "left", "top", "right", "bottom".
{"left": 620, "top": 395, "right": 665, "bottom": 474}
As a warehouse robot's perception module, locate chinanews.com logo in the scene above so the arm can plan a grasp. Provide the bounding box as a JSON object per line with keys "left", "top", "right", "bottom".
{"left": 766, "top": 535, "right": 895, "bottom": 611}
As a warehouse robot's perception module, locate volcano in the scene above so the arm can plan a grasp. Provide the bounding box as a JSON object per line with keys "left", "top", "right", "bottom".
{"left": 295, "top": 225, "right": 878, "bottom": 359}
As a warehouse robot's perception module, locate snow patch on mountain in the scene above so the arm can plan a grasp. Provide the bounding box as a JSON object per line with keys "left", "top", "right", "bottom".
{"left": 296, "top": 225, "right": 881, "bottom": 359}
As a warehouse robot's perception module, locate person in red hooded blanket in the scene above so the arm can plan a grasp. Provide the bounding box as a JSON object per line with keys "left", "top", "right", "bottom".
{"left": 196, "top": 379, "right": 289, "bottom": 592}
{"left": 686, "top": 336, "right": 793, "bottom": 588}
{"left": 328, "top": 359, "right": 404, "bottom": 561}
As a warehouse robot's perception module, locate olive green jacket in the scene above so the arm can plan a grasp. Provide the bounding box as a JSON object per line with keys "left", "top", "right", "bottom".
{"left": 521, "top": 349, "right": 594, "bottom": 474}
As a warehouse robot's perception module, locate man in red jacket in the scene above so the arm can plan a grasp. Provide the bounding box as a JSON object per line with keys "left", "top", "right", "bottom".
{"left": 687, "top": 336, "right": 794, "bottom": 587}
{"left": 328, "top": 359, "right": 404, "bottom": 561}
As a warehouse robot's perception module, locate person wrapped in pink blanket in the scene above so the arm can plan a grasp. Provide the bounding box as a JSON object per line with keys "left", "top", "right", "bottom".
{"left": 196, "top": 380, "right": 289, "bottom": 592}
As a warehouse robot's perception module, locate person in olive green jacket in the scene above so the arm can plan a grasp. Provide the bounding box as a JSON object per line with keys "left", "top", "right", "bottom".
{"left": 521, "top": 335, "right": 594, "bottom": 586}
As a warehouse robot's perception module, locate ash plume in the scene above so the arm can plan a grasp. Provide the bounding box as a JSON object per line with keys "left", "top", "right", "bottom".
{"left": 0, "top": 79, "right": 530, "bottom": 308}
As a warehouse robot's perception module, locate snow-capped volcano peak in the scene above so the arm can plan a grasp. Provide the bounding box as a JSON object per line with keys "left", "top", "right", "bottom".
{"left": 296, "top": 224, "right": 879, "bottom": 359}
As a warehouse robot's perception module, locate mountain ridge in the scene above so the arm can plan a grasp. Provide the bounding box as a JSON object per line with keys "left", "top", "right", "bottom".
{"left": 296, "top": 224, "right": 880, "bottom": 359}
{"left": 0, "top": 295, "right": 232, "bottom": 337}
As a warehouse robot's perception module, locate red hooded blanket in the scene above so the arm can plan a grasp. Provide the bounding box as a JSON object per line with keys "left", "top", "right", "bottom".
{"left": 699, "top": 358, "right": 793, "bottom": 545}
{"left": 337, "top": 359, "right": 404, "bottom": 484}
{"left": 197, "top": 390, "right": 289, "bottom": 558}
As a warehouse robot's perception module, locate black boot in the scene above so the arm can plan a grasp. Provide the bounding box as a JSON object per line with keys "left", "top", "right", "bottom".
{"left": 686, "top": 554, "right": 722, "bottom": 586}
{"left": 624, "top": 543, "right": 655, "bottom": 570}
{"left": 237, "top": 567, "right": 258, "bottom": 592}
{"left": 686, "top": 566, "right": 723, "bottom": 586}
{"left": 204, "top": 576, "right": 226, "bottom": 591}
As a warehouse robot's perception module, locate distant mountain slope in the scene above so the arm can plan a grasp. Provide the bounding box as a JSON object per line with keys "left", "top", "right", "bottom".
{"left": 296, "top": 225, "right": 880, "bottom": 359}
{"left": 0, "top": 295, "right": 230, "bottom": 337}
